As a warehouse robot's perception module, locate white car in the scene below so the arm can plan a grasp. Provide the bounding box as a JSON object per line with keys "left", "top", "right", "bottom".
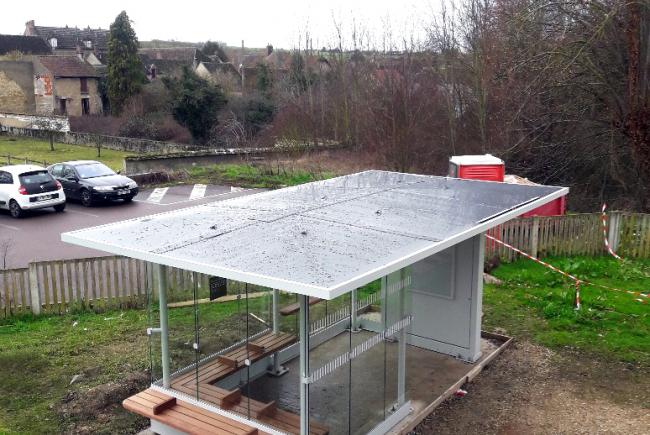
{"left": 0, "top": 165, "right": 66, "bottom": 218}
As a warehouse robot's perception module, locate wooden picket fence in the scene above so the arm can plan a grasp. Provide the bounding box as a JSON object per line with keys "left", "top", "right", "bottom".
{"left": 0, "top": 256, "right": 210, "bottom": 318}
{"left": 486, "top": 211, "right": 650, "bottom": 261}
{"left": 0, "top": 212, "right": 648, "bottom": 318}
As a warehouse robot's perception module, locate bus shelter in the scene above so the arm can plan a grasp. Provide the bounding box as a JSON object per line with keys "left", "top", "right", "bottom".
{"left": 62, "top": 170, "right": 567, "bottom": 435}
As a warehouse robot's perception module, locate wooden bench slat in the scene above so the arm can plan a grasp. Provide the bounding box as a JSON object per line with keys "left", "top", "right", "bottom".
{"left": 280, "top": 297, "right": 322, "bottom": 316}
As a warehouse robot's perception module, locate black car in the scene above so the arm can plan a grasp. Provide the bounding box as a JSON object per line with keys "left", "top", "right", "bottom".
{"left": 48, "top": 161, "right": 139, "bottom": 207}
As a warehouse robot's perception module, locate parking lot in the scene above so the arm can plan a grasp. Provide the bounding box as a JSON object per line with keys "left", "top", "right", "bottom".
{"left": 0, "top": 184, "right": 260, "bottom": 268}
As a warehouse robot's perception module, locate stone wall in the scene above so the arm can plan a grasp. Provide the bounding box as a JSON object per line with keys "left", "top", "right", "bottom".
{"left": 0, "top": 119, "right": 200, "bottom": 154}
{"left": 123, "top": 149, "right": 272, "bottom": 173}
{"left": 0, "top": 61, "right": 36, "bottom": 113}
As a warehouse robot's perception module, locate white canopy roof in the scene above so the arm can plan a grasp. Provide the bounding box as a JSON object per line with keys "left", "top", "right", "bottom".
{"left": 62, "top": 171, "right": 567, "bottom": 299}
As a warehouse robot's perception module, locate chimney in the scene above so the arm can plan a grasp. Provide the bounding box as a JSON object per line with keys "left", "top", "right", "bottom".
{"left": 267, "top": 44, "right": 273, "bottom": 56}
{"left": 25, "top": 20, "right": 35, "bottom": 36}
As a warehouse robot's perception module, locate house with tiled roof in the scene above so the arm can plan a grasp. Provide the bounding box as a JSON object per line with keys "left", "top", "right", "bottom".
{"left": 195, "top": 61, "right": 242, "bottom": 93}
{"left": 33, "top": 56, "right": 102, "bottom": 115}
{"left": 0, "top": 34, "right": 52, "bottom": 56}
{"left": 24, "top": 20, "right": 109, "bottom": 63}
{"left": 138, "top": 47, "right": 200, "bottom": 80}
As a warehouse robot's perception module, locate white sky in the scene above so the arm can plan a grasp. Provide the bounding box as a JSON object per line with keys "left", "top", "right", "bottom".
{"left": 0, "top": 0, "right": 439, "bottom": 49}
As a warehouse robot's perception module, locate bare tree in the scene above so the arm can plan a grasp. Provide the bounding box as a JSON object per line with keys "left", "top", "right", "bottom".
{"left": 31, "top": 116, "right": 68, "bottom": 151}
{"left": 0, "top": 238, "right": 13, "bottom": 270}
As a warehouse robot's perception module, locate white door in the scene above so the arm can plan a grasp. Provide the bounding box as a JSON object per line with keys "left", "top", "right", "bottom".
{"left": 0, "top": 171, "right": 13, "bottom": 209}
{"left": 407, "top": 236, "right": 483, "bottom": 362}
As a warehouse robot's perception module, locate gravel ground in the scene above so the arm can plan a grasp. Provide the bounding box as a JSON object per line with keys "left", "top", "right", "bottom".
{"left": 415, "top": 340, "right": 649, "bottom": 435}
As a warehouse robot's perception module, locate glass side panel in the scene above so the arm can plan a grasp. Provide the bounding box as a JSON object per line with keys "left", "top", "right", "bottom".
{"left": 166, "top": 267, "right": 198, "bottom": 397}
{"left": 145, "top": 262, "right": 161, "bottom": 385}
{"left": 308, "top": 292, "right": 351, "bottom": 435}
{"left": 195, "top": 276, "right": 248, "bottom": 410}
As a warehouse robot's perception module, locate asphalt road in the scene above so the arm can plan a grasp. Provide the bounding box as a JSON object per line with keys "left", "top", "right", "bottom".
{"left": 0, "top": 184, "right": 260, "bottom": 269}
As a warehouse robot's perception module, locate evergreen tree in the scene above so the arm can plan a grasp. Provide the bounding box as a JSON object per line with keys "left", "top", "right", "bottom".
{"left": 202, "top": 41, "right": 229, "bottom": 63}
{"left": 255, "top": 63, "right": 273, "bottom": 98}
{"left": 106, "top": 11, "right": 144, "bottom": 115}
{"left": 163, "top": 67, "right": 227, "bottom": 143}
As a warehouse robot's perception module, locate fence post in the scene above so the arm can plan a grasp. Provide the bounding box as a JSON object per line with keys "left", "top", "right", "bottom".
{"left": 607, "top": 211, "right": 621, "bottom": 252}
{"left": 28, "top": 262, "right": 41, "bottom": 315}
{"left": 530, "top": 217, "right": 540, "bottom": 258}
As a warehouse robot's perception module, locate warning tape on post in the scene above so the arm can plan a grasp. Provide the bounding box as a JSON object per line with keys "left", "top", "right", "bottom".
{"left": 484, "top": 234, "right": 649, "bottom": 304}
{"left": 601, "top": 203, "right": 623, "bottom": 260}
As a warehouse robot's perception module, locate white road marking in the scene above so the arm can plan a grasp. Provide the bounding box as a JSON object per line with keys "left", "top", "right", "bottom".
{"left": 134, "top": 189, "right": 252, "bottom": 206}
{"left": 0, "top": 222, "right": 20, "bottom": 231}
{"left": 66, "top": 209, "right": 100, "bottom": 218}
{"left": 147, "top": 187, "right": 168, "bottom": 204}
{"left": 189, "top": 184, "right": 207, "bottom": 200}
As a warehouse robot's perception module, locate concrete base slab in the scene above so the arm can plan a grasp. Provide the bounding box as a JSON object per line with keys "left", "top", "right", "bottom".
{"left": 242, "top": 329, "right": 511, "bottom": 435}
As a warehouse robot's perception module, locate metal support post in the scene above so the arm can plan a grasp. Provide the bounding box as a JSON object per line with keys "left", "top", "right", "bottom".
{"left": 351, "top": 288, "right": 360, "bottom": 332}
{"left": 397, "top": 269, "right": 408, "bottom": 405}
{"left": 299, "top": 295, "right": 310, "bottom": 435}
{"left": 272, "top": 289, "right": 280, "bottom": 334}
{"left": 269, "top": 289, "right": 288, "bottom": 376}
{"left": 155, "top": 264, "right": 171, "bottom": 388}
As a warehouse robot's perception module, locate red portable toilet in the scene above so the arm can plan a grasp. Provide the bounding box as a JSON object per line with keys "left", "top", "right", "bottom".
{"left": 449, "top": 154, "right": 566, "bottom": 216}
{"left": 448, "top": 154, "right": 505, "bottom": 182}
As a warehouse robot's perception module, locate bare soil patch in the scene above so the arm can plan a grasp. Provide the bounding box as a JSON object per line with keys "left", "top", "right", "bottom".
{"left": 57, "top": 371, "right": 150, "bottom": 435}
{"left": 414, "top": 341, "right": 649, "bottom": 435}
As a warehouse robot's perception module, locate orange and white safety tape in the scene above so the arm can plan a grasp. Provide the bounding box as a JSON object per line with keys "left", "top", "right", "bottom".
{"left": 601, "top": 203, "right": 623, "bottom": 260}
{"left": 484, "top": 234, "right": 648, "bottom": 305}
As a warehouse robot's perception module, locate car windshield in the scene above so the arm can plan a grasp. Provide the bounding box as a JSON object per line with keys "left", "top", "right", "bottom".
{"left": 19, "top": 171, "right": 53, "bottom": 185}
{"left": 75, "top": 163, "right": 115, "bottom": 179}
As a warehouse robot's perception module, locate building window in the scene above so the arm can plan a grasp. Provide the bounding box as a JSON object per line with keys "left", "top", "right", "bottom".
{"left": 84, "top": 40, "right": 92, "bottom": 49}
{"left": 80, "top": 77, "right": 88, "bottom": 93}
{"left": 81, "top": 98, "right": 90, "bottom": 115}
{"left": 49, "top": 38, "right": 57, "bottom": 48}
{"left": 59, "top": 98, "right": 67, "bottom": 115}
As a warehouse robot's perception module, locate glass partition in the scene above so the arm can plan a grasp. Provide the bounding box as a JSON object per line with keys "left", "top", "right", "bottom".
{"left": 145, "top": 264, "right": 412, "bottom": 434}
{"left": 308, "top": 292, "right": 352, "bottom": 435}
{"left": 145, "top": 262, "right": 161, "bottom": 385}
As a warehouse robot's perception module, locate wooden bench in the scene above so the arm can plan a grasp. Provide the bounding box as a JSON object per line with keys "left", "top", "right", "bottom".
{"left": 225, "top": 394, "right": 329, "bottom": 435}
{"left": 123, "top": 388, "right": 258, "bottom": 435}
{"left": 280, "top": 297, "right": 323, "bottom": 316}
{"left": 171, "top": 332, "right": 296, "bottom": 390}
{"left": 158, "top": 331, "right": 330, "bottom": 434}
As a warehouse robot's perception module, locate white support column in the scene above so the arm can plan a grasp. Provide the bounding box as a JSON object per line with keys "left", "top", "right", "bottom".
{"left": 272, "top": 289, "right": 280, "bottom": 334}
{"left": 269, "top": 289, "right": 288, "bottom": 376}
{"left": 299, "top": 295, "right": 310, "bottom": 435}
{"left": 155, "top": 263, "right": 171, "bottom": 388}
{"left": 351, "top": 288, "right": 359, "bottom": 332}
{"left": 467, "top": 234, "right": 485, "bottom": 362}
{"left": 397, "top": 270, "right": 407, "bottom": 405}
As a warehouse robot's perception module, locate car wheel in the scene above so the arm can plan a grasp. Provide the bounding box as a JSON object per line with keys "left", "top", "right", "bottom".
{"left": 80, "top": 189, "right": 93, "bottom": 207}
{"left": 9, "top": 200, "right": 24, "bottom": 219}
{"left": 54, "top": 203, "right": 66, "bottom": 213}
{"left": 123, "top": 196, "right": 134, "bottom": 203}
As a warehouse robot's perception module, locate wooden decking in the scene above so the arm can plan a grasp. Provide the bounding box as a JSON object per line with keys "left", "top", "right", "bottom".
{"left": 159, "top": 331, "right": 328, "bottom": 435}
{"left": 123, "top": 388, "right": 259, "bottom": 435}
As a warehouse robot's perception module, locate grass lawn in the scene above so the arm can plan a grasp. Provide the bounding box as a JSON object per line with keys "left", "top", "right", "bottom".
{"left": 0, "top": 136, "right": 133, "bottom": 171}
{"left": 484, "top": 256, "right": 650, "bottom": 366}
{"left": 185, "top": 163, "right": 338, "bottom": 188}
